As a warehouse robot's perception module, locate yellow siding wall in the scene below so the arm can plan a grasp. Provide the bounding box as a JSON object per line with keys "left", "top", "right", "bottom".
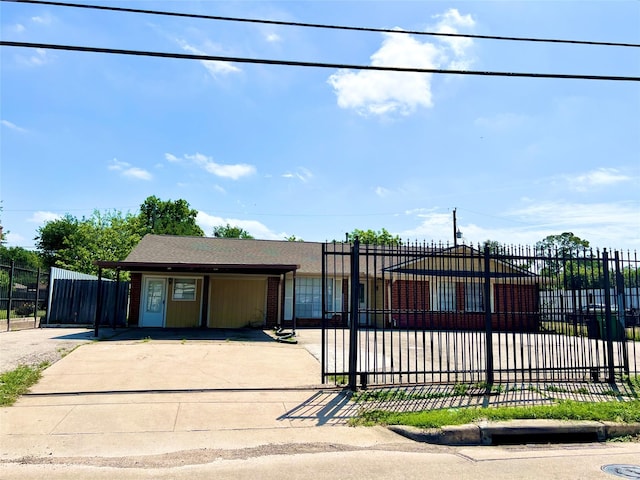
{"left": 210, "top": 277, "right": 267, "bottom": 328}
{"left": 166, "top": 278, "right": 202, "bottom": 328}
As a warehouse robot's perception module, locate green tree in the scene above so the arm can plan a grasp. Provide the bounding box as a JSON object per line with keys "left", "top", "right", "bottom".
{"left": 213, "top": 224, "right": 254, "bottom": 239}
{"left": 535, "top": 232, "right": 590, "bottom": 257}
{"left": 138, "top": 196, "right": 204, "bottom": 237}
{"left": 482, "top": 239, "right": 503, "bottom": 254}
{"left": 285, "top": 235, "right": 304, "bottom": 242}
{"left": 35, "top": 214, "right": 79, "bottom": 269}
{"left": 344, "top": 228, "right": 401, "bottom": 246}
{"left": 36, "top": 210, "right": 140, "bottom": 278}
{"left": 0, "top": 245, "right": 42, "bottom": 270}
{"left": 535, "top": 233, "right": 593, "bottom": 287}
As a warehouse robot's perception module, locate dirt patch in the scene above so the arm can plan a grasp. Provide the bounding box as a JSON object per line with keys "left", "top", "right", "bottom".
{"left": 3, "top": 442, "right": 446, "bottom": 469}
{"left": 0, "top": 328, "right": 95, "bottom": 374}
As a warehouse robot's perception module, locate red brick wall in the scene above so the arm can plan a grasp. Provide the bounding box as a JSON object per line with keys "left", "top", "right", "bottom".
{"left": 494, "top": 284, "right": 539, "bottom": 313}
{"left": 129, "top": 273, "right": 142, "bottom": 326}
{"left": 391, "top": 280, "right": 430, "bottom": 311}
{"left": 265, "top": 276, "right": 280, "bottom": 328}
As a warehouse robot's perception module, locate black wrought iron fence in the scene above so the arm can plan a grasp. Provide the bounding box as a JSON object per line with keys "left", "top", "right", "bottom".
{"left": 0, "top": 259, "right": 49, "bottom": 330}
{"left": 321, "top": 241, "right": 639, "bottom": 390}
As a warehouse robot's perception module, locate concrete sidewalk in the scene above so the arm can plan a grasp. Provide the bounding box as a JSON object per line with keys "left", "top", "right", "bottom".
{"left": 2, "top": 328, "right": 639, "bottom": 462}
{"left": 1, "top": 328, "right": 405, "bottom": 461}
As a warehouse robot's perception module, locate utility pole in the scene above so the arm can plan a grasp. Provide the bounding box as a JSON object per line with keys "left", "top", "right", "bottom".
{"left": 453, "top": 208, "right": 458, "bottom": 247}
{"left": 453, "top": 208, "right": 462, "bottom": 247}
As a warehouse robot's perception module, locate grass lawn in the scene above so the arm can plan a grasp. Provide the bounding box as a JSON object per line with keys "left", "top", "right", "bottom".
{"left": 352, "top": 399, "right": 640, "bottom": 429}
{"left": 351, "top": 376, "right": 640, "bottom": 431}
{"left": 0, "top": 363, "right": 49, "bottom": 406}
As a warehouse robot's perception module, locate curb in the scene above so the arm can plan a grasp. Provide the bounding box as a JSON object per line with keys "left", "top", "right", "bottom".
{"left": 388, "top": 421, "right": 640, "bottom": 446}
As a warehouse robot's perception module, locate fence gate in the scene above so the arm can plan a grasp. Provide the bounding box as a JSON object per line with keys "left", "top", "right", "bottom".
{"left": 321, "top": 241, "right": 639, "bottom": 389}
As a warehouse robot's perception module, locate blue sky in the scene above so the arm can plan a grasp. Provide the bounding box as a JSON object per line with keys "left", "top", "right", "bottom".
{"left": 1, "top": 1, "right": 639, "bottom": 251}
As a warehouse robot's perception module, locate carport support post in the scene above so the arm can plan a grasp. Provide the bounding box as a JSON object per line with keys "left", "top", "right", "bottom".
{"left": 292, "top": 270, "right": 297, "bottom": 335}
{"left": 483, "top": 245, "right": 494, "bottom": 386}
{"left": 348, "top": 239, "right": 360, "bottom": 391}
{"left": 94, "top": 267, "right": 103, "bottom": 338}
{"left": 112, "top": 268, "right": 120, "bottom": 329}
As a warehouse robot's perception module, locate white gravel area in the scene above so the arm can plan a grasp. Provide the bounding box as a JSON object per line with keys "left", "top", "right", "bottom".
{"left": 0, "top": 327, "right": 96, "bottom": 374}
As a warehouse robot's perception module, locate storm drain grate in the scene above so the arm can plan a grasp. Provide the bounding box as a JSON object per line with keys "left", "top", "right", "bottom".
{"left": 489, "top": 431, "right": 600, "bottom": 445}
{"left": 601, "top": 464, "right": 640, "bottom": 479}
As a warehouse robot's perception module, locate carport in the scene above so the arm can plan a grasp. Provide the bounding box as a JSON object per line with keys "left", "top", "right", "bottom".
{"left": 95, "top": 259, "right": 299, "bottom": 334}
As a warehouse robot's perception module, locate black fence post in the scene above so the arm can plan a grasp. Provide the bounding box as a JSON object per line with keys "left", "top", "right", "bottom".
{"left": 35, "top": 267, "right": 41, "bottom": 328}
{"left": 483, "top": 245, "right": 494, "bottom": 385}
{"left": 614, "top": 251, "right": 630, "bottom": 376}
{"left": 348, "top": 239, "right": 360, "bottom": 391}
{"left": 602, "top": 249, "right": 616, "bottom": 382}
{"left": 321, "top": 243, "right": 327, "bottom": 385}
{"left": 6, "top": 261, "right": 15, "bottom": 332}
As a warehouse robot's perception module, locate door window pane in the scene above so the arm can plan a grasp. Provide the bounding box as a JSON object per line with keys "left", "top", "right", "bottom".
{"left": 146, "top": 281, "right": 164, "bottom": 313}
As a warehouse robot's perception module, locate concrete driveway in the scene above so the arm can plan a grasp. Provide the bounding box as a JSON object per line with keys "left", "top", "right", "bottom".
{"left": 1, "top": 328, "right": 396, "bottom": 462}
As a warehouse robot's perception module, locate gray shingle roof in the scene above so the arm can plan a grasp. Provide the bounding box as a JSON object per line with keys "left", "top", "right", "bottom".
{"left": 124, "top": 234, "right": 325, "bottom": 274}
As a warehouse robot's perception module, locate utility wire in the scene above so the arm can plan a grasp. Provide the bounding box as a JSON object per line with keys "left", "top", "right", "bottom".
{"left": 3, "top": 0, "right": 639, "bottom": 48}
{"left": 2, "top": 41, "right": 638, "bottom": 82}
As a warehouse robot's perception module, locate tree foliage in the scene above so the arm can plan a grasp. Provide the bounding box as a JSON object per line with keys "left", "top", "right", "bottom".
{"left": 535, "top": 232, "right": 590, "bottom": 256}
{"left": 36, "top": 210, "right": 141, "bottom": 278}
{"left": 138, "top": 196, "right": 204, "bottom": 237}
{"left": 213, "top": 224, "right": 254, "bottom": 239}
{"left": 344, "top": 228, "right": 401, "bottom": 246}
{"left": 35, "top": 214, "right": 79, "bottom": 269}
{"left": 0, "top": 245, "right": 42, "bottom": 270}
{"left": 532, "top": 232, "right": 600, "bottom": 288}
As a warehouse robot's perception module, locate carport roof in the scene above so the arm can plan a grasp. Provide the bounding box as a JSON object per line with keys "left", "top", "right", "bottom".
{"left": 96, "top": 234, "right": 325, "bottom": 274}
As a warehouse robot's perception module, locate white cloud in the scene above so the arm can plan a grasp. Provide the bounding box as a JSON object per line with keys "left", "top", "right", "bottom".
{"left": 564, "top": 168, "right": 632, "bottom": 192}
{"left": 433, "top": 9, "right": 476, "bottom": 67}
{"left": 398, "top": 200, "right": 640, "bottom": 250}
{"left": 4, "top": 231, "right": 25, "bottom": 245}
{"left": 1, "top": 120, "right": 27, "bottom": 133}
{"left": 265, "top": 33, "right": 281, "bottom": 43}
{"left": 16, "top": 48, "right": 51, "bottom": 67}
{"left": 474, "top": 113, "right": 528, "bottom": 131}
{"left": 165, "top": 153, "right": 180, "bottom": 162}
{"left": 108, "top": 159, "right": 152, "bottom": 181}
{"left": 31, "top": 14, "right": 53, "bottom": 25}
{"left": 28, "top": 211, "right": 61, "bottom": 223}
{"left": 375, "top": 186, "right": 391, "bottom": 197}
{"left": 196, "top": 212, "right": 284, "bottom": 240}
{"left": 175, "top": 39, "right": 241, "bottom": 78}
{"left": 327, "top": 9, "right": 475, "bottom": 117}
{"left": 180, "top": 152, "right": 256, "bottom": 180}
{"left": 505, "top": 200, "right": 640, "bottom": 249}
{"left": 282, "top": 167, "right": 313, "bottom": 182}
{"left": 12, "top": 23, "right": 26, "bottom": 33}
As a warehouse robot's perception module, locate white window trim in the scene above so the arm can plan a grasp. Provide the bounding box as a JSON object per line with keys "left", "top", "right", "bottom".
{"left": 171, "top": 277, "right": 199, "bottom": 302}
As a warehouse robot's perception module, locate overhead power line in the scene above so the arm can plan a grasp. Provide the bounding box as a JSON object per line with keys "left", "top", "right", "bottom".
{"left": 1, "top": 41, "right": 638, "bottom": 82}
{"left": 3, "top": 0, "right": 639, "bottom": 48}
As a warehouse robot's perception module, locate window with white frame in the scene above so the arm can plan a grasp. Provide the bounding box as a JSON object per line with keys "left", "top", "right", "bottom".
{"left": 292, "top": 277, "right": 334, "bottom": 319}
{"left": 431, "top": 281, "right": 456, "bottom": 312}
{"left": 172, "top": 278, "right": 196, "bottom": 301}
{"left": 464, "top": 282, "right": 484, "bottom": 312}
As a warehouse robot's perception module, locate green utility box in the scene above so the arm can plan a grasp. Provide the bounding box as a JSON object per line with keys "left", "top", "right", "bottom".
{"left": 595, "top": 311, "right": 625, "bottom": 341}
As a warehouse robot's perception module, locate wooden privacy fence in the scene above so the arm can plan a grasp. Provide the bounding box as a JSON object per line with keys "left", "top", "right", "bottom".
{"left": 45, "top": 267, "right": 129, "bottom": 327}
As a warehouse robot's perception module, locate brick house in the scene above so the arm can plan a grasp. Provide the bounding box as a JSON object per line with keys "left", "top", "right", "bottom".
{"left": 97, "top": 235, "right": 540, "bottom": 331}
